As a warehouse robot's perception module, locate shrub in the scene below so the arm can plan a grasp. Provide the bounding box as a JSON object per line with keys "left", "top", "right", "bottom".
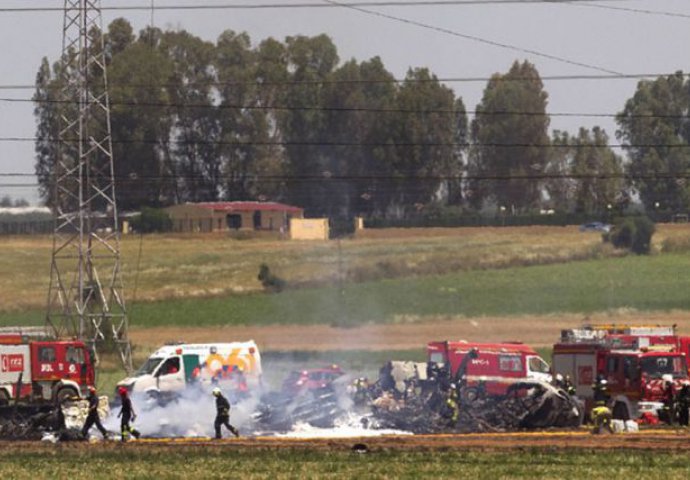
{"left": 258, "top": 264, "right": 286, "bottom": 292}
{"left": 609, "top": 216, "right": 655, "bottom": 254}
{"left": 130, "top": 207, "right": 172, "bottom": 233}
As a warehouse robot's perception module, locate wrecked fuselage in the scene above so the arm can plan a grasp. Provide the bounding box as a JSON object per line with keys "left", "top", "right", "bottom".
{"left": 367, "top": 361, "right": 582, "bottom": 433}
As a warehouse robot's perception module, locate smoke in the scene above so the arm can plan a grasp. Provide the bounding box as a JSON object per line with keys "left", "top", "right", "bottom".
{"left": 276, "top": 414, "right": 411, "bottom": 439}
{"left": 104, "top": 387, "right": 260, "bottom": 438}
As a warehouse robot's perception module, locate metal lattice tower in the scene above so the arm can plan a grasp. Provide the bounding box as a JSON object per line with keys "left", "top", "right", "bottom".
{"left": 46, "top": 0, "right": 132, "bottom": 373}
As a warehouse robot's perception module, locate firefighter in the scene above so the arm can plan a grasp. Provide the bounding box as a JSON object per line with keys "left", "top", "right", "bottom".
{"left": 351, "top": 377, "right": 370, "bottom": 407}
{"left": 591, "top": 402, "right": 614, "bottom": 434}
{"left": 212, "top": 387, "right": 240, "bottom": 439}
{"left": 117, "top": 387, "right": 141, "bottom": 442}
{"left": 441, "top": 384, "right": 460, "bottom": 427}
{"left": 662, "top": 374, "right": 676, "bottom": 425}
{"left": 81, "top": 386, "right": 108, "bottom": 440}
{"left": 592, "top": 375, "right": 610, "bottom": 405}
{"left": 563, "top": 375, "right": 576, "bottom": 396}
{"left": 677, "top": 381, "right": 690, "bottom": 427}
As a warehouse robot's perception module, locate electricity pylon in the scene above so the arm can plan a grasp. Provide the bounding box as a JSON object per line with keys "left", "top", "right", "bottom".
{"left": 46, "top": 0, "right": 133, "bottom": 373}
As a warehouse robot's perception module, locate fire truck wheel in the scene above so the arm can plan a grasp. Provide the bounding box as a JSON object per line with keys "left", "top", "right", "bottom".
{"left": 55, "top": 387, "right": 78, "bottom": 404}
{"left": 461, "top": 387, "right": 480, "bottom": 404}
{"left": 0, "top": 390, "right": 9, "bottom": 406}
{"left": 612, "top": 402, "right": 630, "bottom": 421}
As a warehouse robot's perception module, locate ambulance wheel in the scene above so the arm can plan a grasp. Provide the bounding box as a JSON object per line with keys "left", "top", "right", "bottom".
{"left": 612, "top": 402, "right": 630, "bottom": 421}
{"left": 56, "top": 387, "right": 78, "bottom": 404}
{"left": 0, "top": 389, "right": 9, "bottom": 406}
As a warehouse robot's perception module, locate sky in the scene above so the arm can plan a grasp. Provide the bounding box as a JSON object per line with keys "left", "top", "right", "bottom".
{"left": 1, "top": 0, "right": 689, "bottom": 205}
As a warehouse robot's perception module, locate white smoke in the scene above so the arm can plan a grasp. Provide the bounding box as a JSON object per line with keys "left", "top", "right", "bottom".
{"left": 104, "top": 387, "right": 259, "bottom": 438}
{"left": 276, "top": 413, "right": 411, "bottom": 438}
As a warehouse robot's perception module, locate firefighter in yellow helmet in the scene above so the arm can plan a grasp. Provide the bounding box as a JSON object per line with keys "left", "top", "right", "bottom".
{"left": 212, "top": 387, "right": 239, "bottom": 439}
{"left": 442, "top": 384, "right": 460, "bottom": 427}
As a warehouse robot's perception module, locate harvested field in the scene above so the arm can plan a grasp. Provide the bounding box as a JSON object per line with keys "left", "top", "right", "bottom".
{"left": 130, "top": 310, "right": 690, "bottom": 351}
{"left": 4, "top": 429, "right": 690, "bottom": 451}
{"left": 2, "top": 432, "right": 690, "bottom": 479}
{"left": 0, "top": 225, "right": 629, "bottom": 312}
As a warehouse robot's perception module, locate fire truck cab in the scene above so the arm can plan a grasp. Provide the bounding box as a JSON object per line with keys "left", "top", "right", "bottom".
{"left": 553, "top": 325, "right": 689, "bottom": 420}
{"left": 0, "top": 334, "right": 95, "bottom": 406}
{"left": 427, "top": 341, "right": 552, "bottom": 397}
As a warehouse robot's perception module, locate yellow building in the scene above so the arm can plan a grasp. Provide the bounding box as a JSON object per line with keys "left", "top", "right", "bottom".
{"left": 165, "top": 202, "right": 304, "bottom": 233}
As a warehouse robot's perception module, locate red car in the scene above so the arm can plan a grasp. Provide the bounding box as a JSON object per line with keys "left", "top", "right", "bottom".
{"left": 281, "top": 365, "right": 345, "bottom": 395}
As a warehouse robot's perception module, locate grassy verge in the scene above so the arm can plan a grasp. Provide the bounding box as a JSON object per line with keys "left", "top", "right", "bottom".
{"left": 0, "top": 448, "right": 689, "bottom": 479}
{"left": 5, "top": 252, "right": 690, "bottom": 328}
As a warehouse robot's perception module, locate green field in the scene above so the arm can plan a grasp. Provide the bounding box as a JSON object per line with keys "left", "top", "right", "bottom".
{"left": 0, "top": 447, "right": 688, "bottom": 479}
{"left": 4, "top": 252, "right": 690, "bottom": 329}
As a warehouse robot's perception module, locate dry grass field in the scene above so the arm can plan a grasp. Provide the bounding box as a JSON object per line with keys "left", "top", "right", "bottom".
{"left": 0, "top": 224, "right": 661, "bottom": 312}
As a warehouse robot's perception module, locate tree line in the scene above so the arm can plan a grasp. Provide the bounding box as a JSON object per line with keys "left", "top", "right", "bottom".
{"left": 33, "top": 19, "right": 690, "bottom": 219}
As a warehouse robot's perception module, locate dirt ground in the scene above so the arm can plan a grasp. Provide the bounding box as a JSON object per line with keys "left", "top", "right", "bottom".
{"left": 4, "top": 430, "right": 690, "bottom": 453}
{"left": 130, "top": 310, "right": 690, "bottom": 351}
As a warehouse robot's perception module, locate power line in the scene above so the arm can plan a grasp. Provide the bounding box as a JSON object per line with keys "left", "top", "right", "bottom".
{"left": 324, "top": 0, "right": 622, "bottom": 75}
{"left": 568, "top": 2, "right": 690, "bottom": 20}
{"left": 9, "top": 96, "right": 690, "bottom": 120}
{"left": 1, "top": 171, "right": 689, "bottom": 186}
{"left": 0, "top": 1, "right": 640, "bottom": 13}
{"left": 1, "top": 72, "right": 687, "bottom": 91}
{"left": 1, "top": 136, "right": 688, "bottom": 149}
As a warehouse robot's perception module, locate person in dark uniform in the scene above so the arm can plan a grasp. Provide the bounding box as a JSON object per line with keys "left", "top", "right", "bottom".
{"left": 592, "top": 375, "right": 610, "bottom": 405}
{"left": 81, "top": 386, "right": 108, "bottom": 440}
{"left": 662, "top": 375, "right": 676, "bottom": 425}
{"left": 563, "top": 375, "right": 576, "bottom": 396}
{"left": 677, "top": 381, "right": 690, "bottom": 427}
{"left": 212, "top": 387, "right": 239, "bottom": 439}
{"left": 117, "top": 387, "right": 141, "bottom": 441}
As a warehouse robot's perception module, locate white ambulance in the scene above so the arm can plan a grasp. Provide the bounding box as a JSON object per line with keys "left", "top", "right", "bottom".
{"left": 117, "top": 341, "right": 262, "bottom": 396}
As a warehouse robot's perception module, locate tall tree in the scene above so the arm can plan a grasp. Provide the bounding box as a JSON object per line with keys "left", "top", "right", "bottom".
{"left": 33, "top": 57, "right": 61, "bottom": 207}
{"left": 160, "top": 29, "right": 218, "bottom": 203}
{"left": 280, "top": 34, "right": 339, "bottom": 216}
{"left": 468, "top": 60, "right": 550, "bottom": 212}
{"left": 616, "top": 72, "right": 690, "bottom": 212}
{"left": 386, "top": 68, "right": 465, "bottom": 217}
{"left": 544, "top": 130, "right": 575, "bottom": 212}
{"left": 108, "top": 27, "right": 174, "bottom": 210}
{"left": 570, "top": 127, "right": 625, "bottom": 214}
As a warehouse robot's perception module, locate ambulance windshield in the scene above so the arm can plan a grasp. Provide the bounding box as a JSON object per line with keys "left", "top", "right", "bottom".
{"left": 640, "top": 355, "right": 687, "bottom": 379}
{"left": 528, "top": 356, "right": 550, "bottom": 374}
{"left": 135, "top": 357, "right": 163, "bottom": 376}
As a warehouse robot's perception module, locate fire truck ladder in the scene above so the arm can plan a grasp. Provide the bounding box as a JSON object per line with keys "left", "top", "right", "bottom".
{"left": 45, "top": 0, "right": 133, "bottom": 374}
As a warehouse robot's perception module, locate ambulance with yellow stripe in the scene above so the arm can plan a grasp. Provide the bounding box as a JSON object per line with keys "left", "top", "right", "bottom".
{"left": 116, "top": 342, "right": 262, "bottom": 397}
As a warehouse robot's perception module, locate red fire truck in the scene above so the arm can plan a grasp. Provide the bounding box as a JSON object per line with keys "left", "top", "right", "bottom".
{"left": 552, "top": 325, "right": 690, "bottom": 420}
{"left": 0, "top": 333, "right": 96, "bottom": 406}
{"left": 578, "top": 324, "right": 690, "bottom": 369}
{"left": 427, "top": 341, "right": 553, "bottom": 397}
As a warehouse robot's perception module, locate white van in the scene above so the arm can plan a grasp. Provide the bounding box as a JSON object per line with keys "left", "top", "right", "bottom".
{"left": 117, "top": 341, "right": 262, "bottom": 396}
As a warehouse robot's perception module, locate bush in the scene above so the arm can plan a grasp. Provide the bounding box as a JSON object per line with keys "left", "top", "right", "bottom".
{"left": 258, "top": 264, "right": 286, "bottom": 292}
{"left": 130, "top": 207, "right": 172, "bottom": 233}
{"left": 609, "top": 216, "right": 655, "bottom": 254}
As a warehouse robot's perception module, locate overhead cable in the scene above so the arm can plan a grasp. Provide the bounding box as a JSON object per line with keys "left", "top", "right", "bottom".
{"left": 3, "top": 72, "right": 687, "bottom": 91}
{"left": 323, "top": 0, "right": 622, "bottom": 75}
{"left": 0, "top": 1, "right": 642, "bottom": 13}
{"left": 9, "top": 96, "right": 690, "bottom": 120}
{"left": 2, "top": 136, "right": 688, "bottom": 149}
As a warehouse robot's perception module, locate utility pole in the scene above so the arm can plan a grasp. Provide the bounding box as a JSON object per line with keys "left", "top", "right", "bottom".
{"left": 46, "top": 0, "right": 133, "bottom": 373}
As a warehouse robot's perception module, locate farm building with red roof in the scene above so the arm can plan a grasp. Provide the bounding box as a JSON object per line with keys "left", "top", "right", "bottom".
{"left": 165, "top": 201, "right": 304, "bottom": 233}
